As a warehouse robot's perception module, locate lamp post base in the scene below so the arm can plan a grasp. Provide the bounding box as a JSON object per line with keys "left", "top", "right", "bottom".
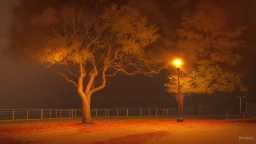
{"left": 176, "top": 118, "right": 184, "bottom": 122}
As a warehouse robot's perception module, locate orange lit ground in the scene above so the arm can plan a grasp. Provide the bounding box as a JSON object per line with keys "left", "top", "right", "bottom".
{"left": 0, "top": 117, "right": 255, "bottom": 144}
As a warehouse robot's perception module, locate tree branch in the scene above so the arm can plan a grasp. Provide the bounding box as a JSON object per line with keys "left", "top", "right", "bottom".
{"left": 117, "top": 68, "right": 137, "bottom": 75}
{"left": 114, "top": 67, "right": 154, "bottom": 77}
{"left": 85, "top": 56, "right": 98, "bottom": 94}
{"left": 88, "top": 67, "right": 107, "bottom": 96}
{"left": 106, "top": 69, "right": 119, "bottom": 76}
{"left": 65, "top": 64, "right": 78, "bottom": 77}
{"left": 110, "top": 48, "right": 121, "bottom": 64}
{"left": 59, "top": 72, "right": 78, "bottom": 87}
{"left": 52, "top": 67, "right": 78, "bottom": 87}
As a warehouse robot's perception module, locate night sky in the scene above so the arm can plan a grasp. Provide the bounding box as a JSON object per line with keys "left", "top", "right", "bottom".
{"left": 0, "top": 0, "right": 255, "bottom": 111}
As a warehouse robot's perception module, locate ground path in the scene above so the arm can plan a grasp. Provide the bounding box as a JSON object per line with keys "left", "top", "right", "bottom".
{"left": 0, "top": 117, "right": 255, "bottom": 144}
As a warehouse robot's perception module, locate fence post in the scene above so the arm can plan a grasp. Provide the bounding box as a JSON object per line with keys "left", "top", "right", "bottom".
{"left": 163, "top": 109, "right": 164, "bottom": 116}
{"left": 50, "top": 109, "right": 51, "bottom": 119}
{"left": 117, "top": 109, "right": 119, "bottom": 116}
{"left": 96, "top": 109, "right": 98, "bottom": 117}
{"left": 26, "top": 110, "right": 28, "bottom": 120}
{"left": 105, "top": 109, "right": 106, "bottom": 116}
{"left": 56, "top": 109, "right": 57, "bottom": 118}
{"left": 108, "top": 109, "right": 110, "bottom": 116}
{"left": 156, "top": 108, "right": 158, "bottom": 116}
{"left": 126, "top": 109, "right": 128, "bottom": 116}
{"left": 140, "top": 108, "right": 142, "bottom": 116}
{"left": 12, "top": 109, "right": 14, "bottom": 120}
{"left": 41, "top": 109, "right": 43, "bottom": 120}
{"left": 72, "top": 109, "right": 73, "bottom": 118}
{"left": 60, "top": 109, "right": 62, "bottom": 118}
{"left": 149, "top": 108, "right": 150, "bottom": 116}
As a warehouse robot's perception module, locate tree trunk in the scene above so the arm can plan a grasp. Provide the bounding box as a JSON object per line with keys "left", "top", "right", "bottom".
{"left": 81, "top": 97, "right": 93, "bottom": 124}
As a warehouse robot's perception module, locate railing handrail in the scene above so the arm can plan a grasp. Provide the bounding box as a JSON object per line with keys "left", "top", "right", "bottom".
{"left": 0, "top": 108, "right": 182, "bottom": 121}
{"left": 0, "top": 106, "right": 202, "bottom": 109}
{"left": 1, "top": 107, "right": 254, "bottom": 121}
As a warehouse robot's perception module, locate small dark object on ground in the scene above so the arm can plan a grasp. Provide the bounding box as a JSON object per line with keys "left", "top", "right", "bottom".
{"left": 176, "top": 118, "right": 184, "bottom": 122}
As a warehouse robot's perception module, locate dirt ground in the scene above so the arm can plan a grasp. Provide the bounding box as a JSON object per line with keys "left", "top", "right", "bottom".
{"left": 0, "top": 117, "right": 255, "bottom": 144}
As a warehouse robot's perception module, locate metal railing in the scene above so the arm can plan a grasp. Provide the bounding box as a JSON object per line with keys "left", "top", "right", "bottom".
{"left": 225, "top": 111, "right": 256, "bottom": 120}
{"left": 0, "top": 108, "right": 180, "bottom": 121}
{"left": 1, "top": 108, "right": 254, "bottom": 121}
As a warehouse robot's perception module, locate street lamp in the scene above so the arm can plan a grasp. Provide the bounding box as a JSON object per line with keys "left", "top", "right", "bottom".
{"left": 173, "top": 58, "right": 183, "bottom": 122}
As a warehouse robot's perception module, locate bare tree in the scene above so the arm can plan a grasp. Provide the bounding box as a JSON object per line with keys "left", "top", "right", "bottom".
{"left": 27, "top": 3, "right": 162, "bottom": 124}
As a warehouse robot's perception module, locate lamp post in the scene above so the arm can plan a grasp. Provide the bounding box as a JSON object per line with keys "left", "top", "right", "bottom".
{"left": 173, "top": 59, "right": 183, "bottom": 122}
{"left": 237, "top": 96, "right": 242, "bottom": 113}
{"left": 237, "top": 96, "right": 247, "bottom": 114}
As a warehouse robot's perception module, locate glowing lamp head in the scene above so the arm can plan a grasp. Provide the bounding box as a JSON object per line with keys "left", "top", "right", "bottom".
{"left": 173, "top": 59, "right": 183, "bottom": 68}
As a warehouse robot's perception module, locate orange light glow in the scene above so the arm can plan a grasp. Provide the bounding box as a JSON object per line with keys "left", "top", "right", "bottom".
{"left": 173, "top": 59, "right": 183, "bottom": 68}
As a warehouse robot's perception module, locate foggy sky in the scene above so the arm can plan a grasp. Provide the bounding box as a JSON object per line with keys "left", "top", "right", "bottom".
{"left": 0, "top": 0, "right": 78, "bottom": 108}
{"left": 0, "top": 0, "right": 256, "bottom": 110}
